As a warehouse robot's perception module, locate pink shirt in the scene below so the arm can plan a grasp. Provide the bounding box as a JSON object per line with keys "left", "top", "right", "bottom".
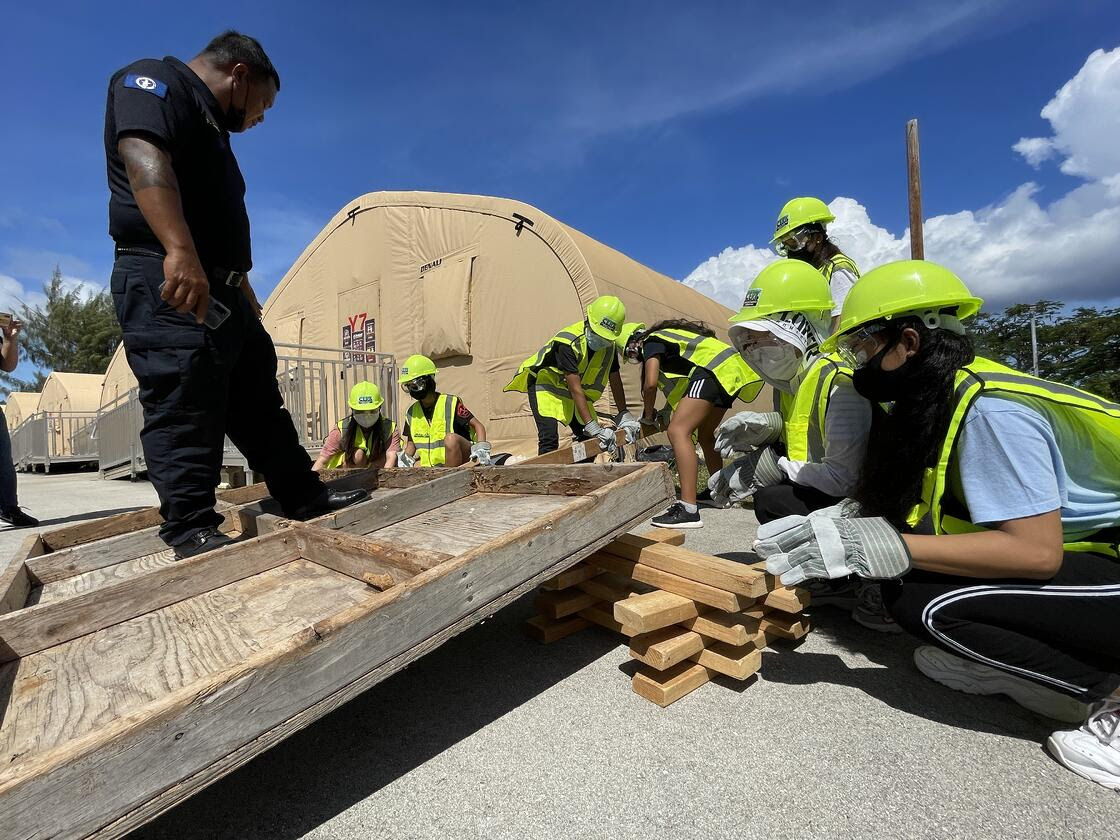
{"left": 318, "top": 423, "right": 400, "bottom": 465}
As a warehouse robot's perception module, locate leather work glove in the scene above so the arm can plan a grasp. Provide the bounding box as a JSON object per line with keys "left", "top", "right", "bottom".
{"left": 714, "top": 411, "right": 784, "bottom": 458}
{"left": 397, "top": 450, "right": 417, "bottom": 469}
{"left": 753, "top": 514, "right": 912, "bottom": 586}
{"left": 470, "top": 441, "right": 493, "bottom": 466}
{"left": 614, "top": 411, "right": 642, "bottom": 445}
{"left": 706, "top": 445, "right": 785, "bottom": 506}
{"left": 655, "top": 405, "right": 673, "bottom": 430}
{"left": 583, "top": 420, "right": 618, "bottom": 457}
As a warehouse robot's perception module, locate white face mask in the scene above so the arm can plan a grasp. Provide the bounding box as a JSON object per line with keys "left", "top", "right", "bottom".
{"left": 585, "top": 329, "right": 611, "bottom": 352}
{"left": 354, "top": 411, "right": 380, "bottom": 429}
{"left": 745, "top": 344, "right": 802, "bottom": 387}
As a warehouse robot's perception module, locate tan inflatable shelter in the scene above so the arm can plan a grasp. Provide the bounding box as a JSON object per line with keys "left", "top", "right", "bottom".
{"left": 262, "top": 191, "right": 764, "bottom": 455}
{"left": 36, "top": 372, "right": 104, "bottom": 458}
{"left": 100, "top": 347, "right": 136, "bottom": 409}
{"left": 3, "top": 392, "right": 42, "bottom": 428}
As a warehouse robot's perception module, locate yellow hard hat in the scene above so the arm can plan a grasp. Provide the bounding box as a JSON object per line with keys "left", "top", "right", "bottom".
{"left": 399, "top": 354, "right": 438, "bottom": 383}
{"left": 587, "top": 295, "right": 626, "bottom": 340}
{"left": 348, "top": 381, "right": 384, "bottom": 411}
{"left": 822, "top": 260, "right": 984, "bottom": 352}
{"left": 771, "top": 197, "right": 835, "bottom": 243}
{"left": 730, "top": 259, "right": 834, "bottom": 322}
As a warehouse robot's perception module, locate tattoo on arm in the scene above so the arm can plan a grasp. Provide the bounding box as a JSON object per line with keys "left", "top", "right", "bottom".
{"left": 118, "top": 135, "right": 179, "bottom": 192}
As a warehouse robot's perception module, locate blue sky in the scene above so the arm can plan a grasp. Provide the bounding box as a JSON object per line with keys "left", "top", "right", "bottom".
{"left": 2, "top": 1, "right": 1119, "bottom": 384}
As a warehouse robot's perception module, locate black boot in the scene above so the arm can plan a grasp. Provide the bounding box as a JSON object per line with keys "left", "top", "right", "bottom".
{"left": 1, "top": 507, "right": 39, "bottom": 528}
{"left": 173, "top": 527, "right": 236, "bottom": 560}
{"left": 286, "top": 488, "right": 370, "bottom": 521}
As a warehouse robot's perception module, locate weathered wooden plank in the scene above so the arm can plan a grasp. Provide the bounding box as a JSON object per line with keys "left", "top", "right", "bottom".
{"left": 632, "top": 661, "right": 711, "bottom": 707}
{"left": 629, "top": 626, "right": 705, "bottom": 670}
{"left": 524, "top": 613, "right": 591, "bottom": 644}
{"left": 0, "top": 534, "right": 302, "bottom": 664}
{"left": 690, "top": 642, "right": 763, "bottom": 681}
{"left": 747, "top": 561, "right": 811, "bottom": 611}
{"left": 472, "top": 463, "right": 646, "bottom": 495}
{"left": 315, "top": 471, "right": 474, "bottom": 533}
{"left": 605, "top": 534, "right": 768, "bottom": 597}
{"left": 539, "top": 562, "right": 599, "bottom": 591}
{"left": 534, "top": 588, "right": 599, "bottom": 620}
{"left": 0, "top": 534, "right": 42, "bottom": 615}
{"left": 613, "top": 590, "right": 700, "bottom": 633}
{"left": 34, "top": 549, "right": 177, "bottom": 606}
{"left": 293, "top": 530, "right": 422, "bottom": 587}
{"left": 589, "top": 552, "right": 749, "bottom": 612}
{"left": 636, "top": 527, "right": 686, "bottom": 547}
{"left": 0, "top": 464, "right": 674, "bottom": 839}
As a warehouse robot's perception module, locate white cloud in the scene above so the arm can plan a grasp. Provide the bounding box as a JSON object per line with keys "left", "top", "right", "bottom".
{"left": 684, "top": 46, "right": 1120, "bottom": 312}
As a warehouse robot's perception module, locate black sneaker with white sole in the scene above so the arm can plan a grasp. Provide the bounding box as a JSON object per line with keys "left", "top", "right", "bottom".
{"left": 651, "top": 502, "right": 702, "bottom": 529}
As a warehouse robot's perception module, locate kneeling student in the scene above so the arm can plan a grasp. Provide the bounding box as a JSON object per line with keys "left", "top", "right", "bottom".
{"left": 397, "top": 355, "right": 491, "bottom": 468}
{"left": 313, "top": 381, "right": 399, "bottom": 471}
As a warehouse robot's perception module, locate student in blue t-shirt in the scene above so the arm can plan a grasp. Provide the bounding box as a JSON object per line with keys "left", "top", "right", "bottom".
{"left": 754, "top": 261, "right": 1120, "bottom": 793}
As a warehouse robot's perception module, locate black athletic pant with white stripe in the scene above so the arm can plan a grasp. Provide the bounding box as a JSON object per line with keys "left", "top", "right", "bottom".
{"left": 882, "top": 551, "right": 1120, "bottom": 702}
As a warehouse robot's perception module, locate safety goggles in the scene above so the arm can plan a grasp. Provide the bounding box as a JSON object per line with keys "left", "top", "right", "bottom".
{"left": 730, "top": 328, "right": 782, "bottom": 355}
{"left": 773, "top": 227, "right": 813, "bottom": 257}
{"left": 835, "top": 323, "right": 892, "bottom": 368}
{"left": 623, "top": 340, "right": 643, "bottom": 364}
{"left": 401, "top": 375, "right": 433, "bottom": 395}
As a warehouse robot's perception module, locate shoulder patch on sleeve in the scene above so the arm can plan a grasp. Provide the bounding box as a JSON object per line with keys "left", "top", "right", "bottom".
{"left": 456, "top": 402, "right": 471, "bottom": 418}
{"left": 123, "top": 74, "right": 168, "bottom": 99}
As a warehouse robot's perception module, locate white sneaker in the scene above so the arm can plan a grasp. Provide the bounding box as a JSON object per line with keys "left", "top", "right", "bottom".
{"left": 913, "top": 645, "right": 1089, "bottom": 723}
{"left": 1047, "top": 698, "right": 1120, "bottom": 792}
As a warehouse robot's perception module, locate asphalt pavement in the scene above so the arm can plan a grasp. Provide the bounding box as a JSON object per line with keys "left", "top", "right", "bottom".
{"left": 3, "top": 473, "right": 1116, "bottom": 839}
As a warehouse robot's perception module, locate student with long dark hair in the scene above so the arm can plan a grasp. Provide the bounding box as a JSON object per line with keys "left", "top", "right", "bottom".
{"left": 754, "top": 260, "right": 1120, "bottom": 792}
{"left": 312, "top": 381, "right": 399, "bottom": 471}
{"left": 619, "top": 319, "right": 761, "bottom": 529}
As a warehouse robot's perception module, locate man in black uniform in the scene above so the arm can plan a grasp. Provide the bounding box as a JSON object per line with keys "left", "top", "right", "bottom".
{"left": 104, "top": 31, "right": 367, "bottom": 558}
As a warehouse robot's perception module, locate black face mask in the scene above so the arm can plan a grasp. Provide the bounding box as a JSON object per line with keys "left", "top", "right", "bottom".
{"left": 786, "top": 247, "right": 814, "bottom": 263}
{"left": 224, "top": 78, "right": 251, "bottom": 132}
{"left": 406, "top": 378, "right": 436, "bottom": 400}
{"left": 851, "top": 340, "right": 925, "bottom": 403}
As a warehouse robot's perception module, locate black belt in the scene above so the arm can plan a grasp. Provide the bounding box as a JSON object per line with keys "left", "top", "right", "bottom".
{"left": 114, "top": 245, "right": 248, "bottom": 288}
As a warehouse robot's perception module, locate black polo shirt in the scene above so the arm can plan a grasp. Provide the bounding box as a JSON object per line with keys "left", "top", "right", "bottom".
{"left": 104, "top": 56, "right": 251, "bottom": 272}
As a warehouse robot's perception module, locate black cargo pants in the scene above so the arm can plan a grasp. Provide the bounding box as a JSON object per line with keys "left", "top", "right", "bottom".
{"left": 110, "top": 253, "right": 325, "bottom": 547}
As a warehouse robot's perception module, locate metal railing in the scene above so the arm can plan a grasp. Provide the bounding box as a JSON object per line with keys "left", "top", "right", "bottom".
{"left": 92, "top": 343, "right": 398, "bottom": 479}
{"left": 9, "top": 411, "right": 100, "bottom": 473}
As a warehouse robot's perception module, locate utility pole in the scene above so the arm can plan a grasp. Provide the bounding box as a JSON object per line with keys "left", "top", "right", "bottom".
{"left": 1030, "top": 313, "right": 1040, "bottom": 376}
{"left": 906, "top": 119, "right": 924, "bottom": 259}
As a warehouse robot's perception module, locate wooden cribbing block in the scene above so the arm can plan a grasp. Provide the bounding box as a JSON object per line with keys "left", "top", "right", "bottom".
{"left": 590, "top": 552, "right": 749, "bottom": 612}
{"left": 613, "top": 590, "right": 700, "bottom": 633}
{"left": 748, "top": 561, "right": 811, "bottom": 611}
{"left": 604, "top": 535, "right": 768, "bottom": 597}
{"left": 525, "top": 613, "right": 592, "bottom": 644}
{"left": 535, "top": 588, "right": 599, "bottom": 620}
{"left": 540, "top": 562, "right": 599, "bottom": 591}
{"left": 637, "top": 528, "right": 686, "bottom": 547}
{"left": 629, "top": 626, "right": 705, "bottom": 670}
{"left": 579, "top": 603, "right": 637, "bottom": 636}
{"left": 632, "top": 661, "right": 712, "bottom": 707}
{"left": 691, "top": 642, "right": 763, "bottom": 681}
{"left": 577, "top": 572, "right": 648, "bottom": 604}
{"left": 760, "top": 612, "right": 811, "bottom": 640}
{"left": 680, "top": 610, "right": 766, "bottom": 647}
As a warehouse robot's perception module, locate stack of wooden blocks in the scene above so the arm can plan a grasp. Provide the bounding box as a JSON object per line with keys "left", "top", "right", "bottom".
{"left": 526, "top": 530, "right": 810, "bottom": 706}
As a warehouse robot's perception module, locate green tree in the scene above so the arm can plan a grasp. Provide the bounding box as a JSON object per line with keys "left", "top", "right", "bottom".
{"left": 0, "top": 266, "right": 122, "bottom": 394}
{"left": 970, "top": 300, "right": 1120, "bottom": 401}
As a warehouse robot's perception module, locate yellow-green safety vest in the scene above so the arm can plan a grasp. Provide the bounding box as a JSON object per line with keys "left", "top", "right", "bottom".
{"left": 820, "top": 253, "right": 860, "bottom": 283}
{"left": 325, "top": 417, "right": 396, "bottom": 470}
{"left": 505, "top": 322, "right": 614, "bottom": 424}
{"left": 907, "top": 356, "right": 1120, "bottom": 557}
{"left": 645, "top": 328, "right": 763, "bottom": 410}
{"left": 407, "top": 393, "right": 474, "bottom": 467}
{"left": 779, "top": 354, "right": 851, "bottom": 462}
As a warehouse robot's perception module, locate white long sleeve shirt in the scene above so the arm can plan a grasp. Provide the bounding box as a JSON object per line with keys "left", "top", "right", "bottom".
{"left": 777, "top": 375, "right": 870, "bottom": 497}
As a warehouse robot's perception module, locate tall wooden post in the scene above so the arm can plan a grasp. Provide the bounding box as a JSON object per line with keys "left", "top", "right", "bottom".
{"left": 906, "top": 119, "right": 924, "bottom": 259}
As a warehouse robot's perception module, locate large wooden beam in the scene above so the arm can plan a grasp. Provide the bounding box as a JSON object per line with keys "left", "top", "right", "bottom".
{"left": 613, "top": 590, "right": 701, "bottom": 633}
{"left": 321, "top": 470, "right": 475, "bottom": 534}
{"left": 0, "top": 534, "right": 43, "bottom": 616}
{"left": 293, "top": 529, "right": 429, "bottom": 586}
{"left": 630, "top": 626, "right": 705, "bottom": 670}
{"left": 0, "top": 533, "right": 302, "bottom": 664}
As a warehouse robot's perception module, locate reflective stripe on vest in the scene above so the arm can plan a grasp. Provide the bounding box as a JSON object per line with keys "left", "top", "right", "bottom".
{"left": 325, "top": 418, "right": 395, "bottom": 470}
{"left": 820, "top": 253, "right": 860, "bottom": 282}
{"left": 779, "top": 354, "right": 848, "bottom": 462}
{"left": 408, "top": 394, "right": 458, "bottom": 467}
{"left": 506, "top": 321, "right": 612, "bottom": 423}
{"left": 908, "top": 356, "right": 1120, "bottom": 557}
{"left": 646, "top": 329, "right": 760, "bottom": 399}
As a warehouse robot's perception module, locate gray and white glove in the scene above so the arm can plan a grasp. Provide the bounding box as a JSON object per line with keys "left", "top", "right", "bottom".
{"left": 614, "top": 411, "right": 642, "bottom": 445}
{"left": 706, "top": 445, "right": 785, "bottom": 506}
{"left": 753, "top": 514, "right": 911, "bottom": 586}
{"left": 470, "top": 441, "right": 493, "bottom": 466}
{"left": 396, "top": 450, "right": 417, "bottom": 468}
{"left": 583, "top": 419, "right": 618, "bottom": 457}
{"left": 714, "top": 411, "right": 784, "bottom": 458}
